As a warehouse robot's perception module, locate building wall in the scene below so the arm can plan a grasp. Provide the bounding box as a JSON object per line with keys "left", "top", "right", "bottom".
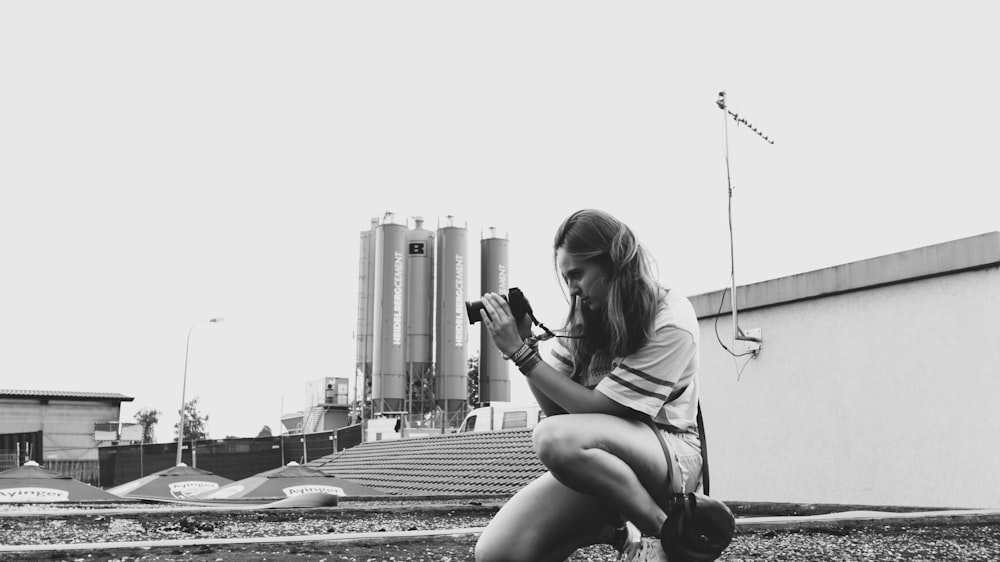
{"left": 0, "top": 399, "right": 122, "bottom": 462}
{"left": 691, "top": 232, "right": 1000, "bottom": 509}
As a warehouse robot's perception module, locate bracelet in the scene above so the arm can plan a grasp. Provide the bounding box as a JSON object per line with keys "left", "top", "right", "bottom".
{"left": 511, "top": 342, "right": 534, "bottom": 363}
{"left": 517, "top": 352, "right": 544, "bottom": 375}
{"left": 512, "top": 346, "right": 537, "bottom": 366}
{"left": 503, "top": 341, "right": 532, "bottom": 362}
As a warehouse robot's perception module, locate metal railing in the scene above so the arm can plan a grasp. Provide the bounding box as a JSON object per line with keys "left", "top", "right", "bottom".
{"left": 0, "top": 451, "right": 16, "bottom": 471}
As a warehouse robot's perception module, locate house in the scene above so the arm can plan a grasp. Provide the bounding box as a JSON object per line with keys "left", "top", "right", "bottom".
{"left": 0, "top": 389, "right": 134, "bottom": 485}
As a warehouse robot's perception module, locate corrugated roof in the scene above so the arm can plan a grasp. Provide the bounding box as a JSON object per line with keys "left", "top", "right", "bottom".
{"left": 307, "top": 429, "right": 546, "bottom": 496}
{"left": 0, "top": 389, "right": 135, "bottom": 402}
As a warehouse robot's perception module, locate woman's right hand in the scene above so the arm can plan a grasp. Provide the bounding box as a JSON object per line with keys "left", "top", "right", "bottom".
{"left": 479, "top": 293, "right": 527, "bottom": 357}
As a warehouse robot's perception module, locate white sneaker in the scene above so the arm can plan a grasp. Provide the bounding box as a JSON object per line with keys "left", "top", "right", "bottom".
{"left": 616, "top": 522, "right": 668, "bottom": 562}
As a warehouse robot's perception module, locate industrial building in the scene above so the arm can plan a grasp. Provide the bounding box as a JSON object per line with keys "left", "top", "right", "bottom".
{"left": 354, "top": 213, "right": 512, "bottom": 433}
{"left": 0, "top": 390, "right": 135, "bottom": 484}
{"left": 280, "top": 376, "right": 352, "bottom": 435}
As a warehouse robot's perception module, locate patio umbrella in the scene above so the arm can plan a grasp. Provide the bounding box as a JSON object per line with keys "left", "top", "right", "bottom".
{"left": 0, "top": 461, "right": 123, "bottom": 503}
{"left": 107, "top": 463, "right": 234, "bottom": 500}
{"left": 193, "top": 461, "right": 386, "bottom": 501}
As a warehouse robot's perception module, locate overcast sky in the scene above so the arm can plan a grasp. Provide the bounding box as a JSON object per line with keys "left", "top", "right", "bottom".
{"left": 2, "top": 2, "right": 998, "bottom": 441}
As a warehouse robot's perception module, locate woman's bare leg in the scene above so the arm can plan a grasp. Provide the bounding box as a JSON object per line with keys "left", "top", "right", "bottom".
{"left": 531, "top": 414, "right": 675, "bottom": 536}
{"left": 475, "top": 471, "right": 620, "bottom": 562}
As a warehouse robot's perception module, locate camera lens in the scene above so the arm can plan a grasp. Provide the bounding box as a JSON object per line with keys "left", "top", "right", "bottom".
{"left": 466, "top": 290, "right": 530, "bottom": 325}
{"left": 465, "top": 300, "right": 486, "bottom": 324}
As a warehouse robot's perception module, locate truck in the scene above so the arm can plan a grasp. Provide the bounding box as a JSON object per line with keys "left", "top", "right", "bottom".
{"left": 459, "top": 402, "right": 545, "bottom": 433}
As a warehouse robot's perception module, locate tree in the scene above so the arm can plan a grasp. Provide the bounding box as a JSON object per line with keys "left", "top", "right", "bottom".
{"left": 174, "top": 397, "right": 209, "bottom": 441}
{"left": 409, "top": 365, "right": 437, "bottom": 416}
{"left": 257, "top": 425, "right": 273, "bottom": 437}
{"left": 134, "top": 408, "right": 160, "bottom": 444}
{"left": 467, "top": 352, "right": 480, "bottom": 407}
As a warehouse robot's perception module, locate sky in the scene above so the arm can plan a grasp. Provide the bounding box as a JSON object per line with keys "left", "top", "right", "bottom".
{"left": 2, "top": 2, "right": 998, "bottom": 440}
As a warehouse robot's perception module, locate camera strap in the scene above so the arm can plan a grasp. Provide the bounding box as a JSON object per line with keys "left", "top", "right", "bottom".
{"left": 525, "top": 312, "right": 558, "bottom": 343}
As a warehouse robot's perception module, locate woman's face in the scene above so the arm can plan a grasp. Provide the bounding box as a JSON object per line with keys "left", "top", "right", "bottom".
{"left": 556, "top": 247, "right": 611, "bottom": 312}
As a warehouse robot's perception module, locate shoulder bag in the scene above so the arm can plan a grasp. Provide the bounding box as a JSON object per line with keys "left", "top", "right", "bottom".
{"left": 644, "top": 403, "right": 736, "bottom": 562}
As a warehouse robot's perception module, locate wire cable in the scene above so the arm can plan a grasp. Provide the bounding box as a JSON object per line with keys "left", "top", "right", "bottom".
{"left": 714, "top": 280, "right": 756, "bottom": 359}
{"left": 733, "top": 353, "right": 754, "bottom": 381}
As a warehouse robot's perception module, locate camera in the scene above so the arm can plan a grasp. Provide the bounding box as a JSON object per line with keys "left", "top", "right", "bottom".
{"left": 466, "top": 287, "right": 532, "bottom": 325}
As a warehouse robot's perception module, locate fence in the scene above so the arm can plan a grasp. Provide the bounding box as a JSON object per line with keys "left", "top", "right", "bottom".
{"left": 0, "top": 431, "right": 43, "bottom": 469}
{"left": 0, "top": 452, "right": 16, "bottom": 472}
{"left": 47, "top": 460, "right": 100, "bottom": 486}
{"left": 98, "top": 431, "right": 342, "bottom": 488}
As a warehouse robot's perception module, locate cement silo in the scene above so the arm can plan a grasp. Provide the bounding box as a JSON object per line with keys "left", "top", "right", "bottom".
{"left": 479, "top": 227, "right": 510, "bottom": 404}
{"left": 434, "top": 216, "right": 469, "bottom": 426}
{"left": 355, "top": 217, "right": 378, "bottom": 417}
{"left": 372, "top": 213, "right": 408, "bottom": 414}
{"left": 406, "top": 217, "right": 435, "bottom": 415}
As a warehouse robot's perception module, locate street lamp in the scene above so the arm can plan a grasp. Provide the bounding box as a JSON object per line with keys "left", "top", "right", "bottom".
{"left": 176, "top": 317, "right": 224, "bottom": 466}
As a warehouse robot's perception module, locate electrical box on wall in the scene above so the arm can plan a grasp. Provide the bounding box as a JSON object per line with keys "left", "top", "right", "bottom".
{"left": 741, "top": 327, "right": 762, "bottom": 356}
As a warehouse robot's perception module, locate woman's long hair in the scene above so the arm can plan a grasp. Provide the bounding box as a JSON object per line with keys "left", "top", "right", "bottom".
{"left": 553, "top": 209, "right": 663, "bottom": 375}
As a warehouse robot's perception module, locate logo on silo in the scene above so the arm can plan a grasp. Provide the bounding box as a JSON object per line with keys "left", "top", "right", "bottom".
{"left": 393, "top": 251, "right": 403, "bottom": 345}
{"left": 408, "top": 242, "right": 425, "bottom": 256}
{"left": 454, "top": 254, "right": 464, "bottom": 345}
{"left": 498, "top": 264, "right": 507, "bottom": 294}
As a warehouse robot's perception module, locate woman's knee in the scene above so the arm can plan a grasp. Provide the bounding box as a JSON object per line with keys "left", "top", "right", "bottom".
{"left": 473, "top": 535, "right": 504, "bottom": 562}
{"left": 474, "top": 528, "right": 535, "bottom": 562}
{"left": 532, "top": 415, "right": 585, "bottom": 470}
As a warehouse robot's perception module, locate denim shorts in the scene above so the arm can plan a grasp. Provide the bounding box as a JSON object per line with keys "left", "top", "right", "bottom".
{"left": 660, "top": 430, "right": 703, "bottom": 494}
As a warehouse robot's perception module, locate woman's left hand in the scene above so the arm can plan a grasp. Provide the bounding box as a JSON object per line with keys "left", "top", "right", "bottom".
{"left": 479, "top": 293, "right": 527, "bottom": 357}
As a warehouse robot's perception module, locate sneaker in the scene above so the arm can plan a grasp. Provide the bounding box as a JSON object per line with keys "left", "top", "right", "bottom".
{"left": 615, "top": 522, "right": 667, "bottom": 562}
{"left": 610, "top": 520, "right": 640, "bottom": 553}
{"left": 620, "top": 537, "right": 668, "bottom": 562}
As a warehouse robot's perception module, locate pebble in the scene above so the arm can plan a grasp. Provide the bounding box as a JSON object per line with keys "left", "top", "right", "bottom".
{"left": 1, "top": 501, "right": 998, "bottom": 561}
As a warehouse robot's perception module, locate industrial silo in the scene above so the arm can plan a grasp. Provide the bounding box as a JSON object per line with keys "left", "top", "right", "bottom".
{"left": 372, "top": 213, "right": 408, "bottom": 414}
{"left": 406, "top": 217, "right": 435, "bottom": 416}
{"left": 479, "top": 227, "right": 510, "bottom": 404}
{"left": 434, "top": 216, "right": 469, "bottom": 427}
{"left": 355, "top": 217, "right": 378, "bottom": 419}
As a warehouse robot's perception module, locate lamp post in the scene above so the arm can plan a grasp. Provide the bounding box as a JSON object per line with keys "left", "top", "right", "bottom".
{"left": 176, "top": 317, "right": 224, "bottom": 466}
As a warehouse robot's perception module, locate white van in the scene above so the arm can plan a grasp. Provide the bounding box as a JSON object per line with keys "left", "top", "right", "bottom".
{"left": 460, "top": 402, "right": 545, "bottom": 433}
{"left": 365, "top": 417, "right": 402, "bottom": 441}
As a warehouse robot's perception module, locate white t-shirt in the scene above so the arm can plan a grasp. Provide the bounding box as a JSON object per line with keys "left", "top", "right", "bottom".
{"left": 542, "top": 290, "right": 701, "bottom": 434}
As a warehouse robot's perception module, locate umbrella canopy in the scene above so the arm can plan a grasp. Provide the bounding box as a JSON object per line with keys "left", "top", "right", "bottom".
{"left": 107, "top": 463, "right": 234, "bottom": 500}
{"left": 193, "top": 461, "right": 386, "bottom": 501}
{"left": 0, "top": 461, "right": 123, "bottom": 503}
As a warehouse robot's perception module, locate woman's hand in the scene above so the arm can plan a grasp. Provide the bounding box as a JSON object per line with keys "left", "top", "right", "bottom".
{"left": 479, "top": 293, "right": 528, "bottom": 357}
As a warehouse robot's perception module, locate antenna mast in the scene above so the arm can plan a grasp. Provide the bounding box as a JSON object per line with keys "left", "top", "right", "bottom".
{"left": 717, "top": 91, "right": 772, "bottom": 352}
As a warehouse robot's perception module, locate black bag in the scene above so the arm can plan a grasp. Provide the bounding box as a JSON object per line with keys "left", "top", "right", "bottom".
{"left": 646, "top": 404, "right": 735, "bottom": 562}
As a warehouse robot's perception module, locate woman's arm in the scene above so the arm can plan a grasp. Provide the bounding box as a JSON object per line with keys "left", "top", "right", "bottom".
{"left": 479, "top": 293, "right": 635, "bottom": 416}
{"left": 527, "top": 379, "right": 567, "bottom": 417}
{"left": 520, "top": 359, "right": 634, "bottom": 415}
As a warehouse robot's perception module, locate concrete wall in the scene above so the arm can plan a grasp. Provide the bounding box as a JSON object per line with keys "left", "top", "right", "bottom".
{"left": 690, "top": 232, "right": 1000, "bottom": 509}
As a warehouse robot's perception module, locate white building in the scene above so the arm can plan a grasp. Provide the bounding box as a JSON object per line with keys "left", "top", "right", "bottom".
{"left": 693, "top": 231, "right": 1000, "bottom": 508}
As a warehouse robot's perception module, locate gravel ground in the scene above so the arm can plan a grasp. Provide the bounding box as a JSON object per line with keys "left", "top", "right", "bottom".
{"left": 1, "top": 499, "right": 998, "bottom": 561}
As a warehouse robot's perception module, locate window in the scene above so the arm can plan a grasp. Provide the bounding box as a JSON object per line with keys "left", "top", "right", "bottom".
{"left": 501, "top": 410, "right": 528, "bottom": 429}
{"left": 463, "top": 415, "right": 477, "bottom": 432}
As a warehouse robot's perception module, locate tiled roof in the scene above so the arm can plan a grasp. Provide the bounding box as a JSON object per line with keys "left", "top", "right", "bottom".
{"left": 307, "top": 429, "right": 546, "bottom": 496}
{"left": 0, "top": 389, "right": 135, "bottom": 402}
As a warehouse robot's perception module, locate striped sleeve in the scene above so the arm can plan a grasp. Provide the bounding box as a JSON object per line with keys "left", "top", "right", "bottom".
{"left": 595, "top": 324, "right": 697, "bottom": 418}
{"left": 541, "top": 337, "right": 574, "bottom": 377}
